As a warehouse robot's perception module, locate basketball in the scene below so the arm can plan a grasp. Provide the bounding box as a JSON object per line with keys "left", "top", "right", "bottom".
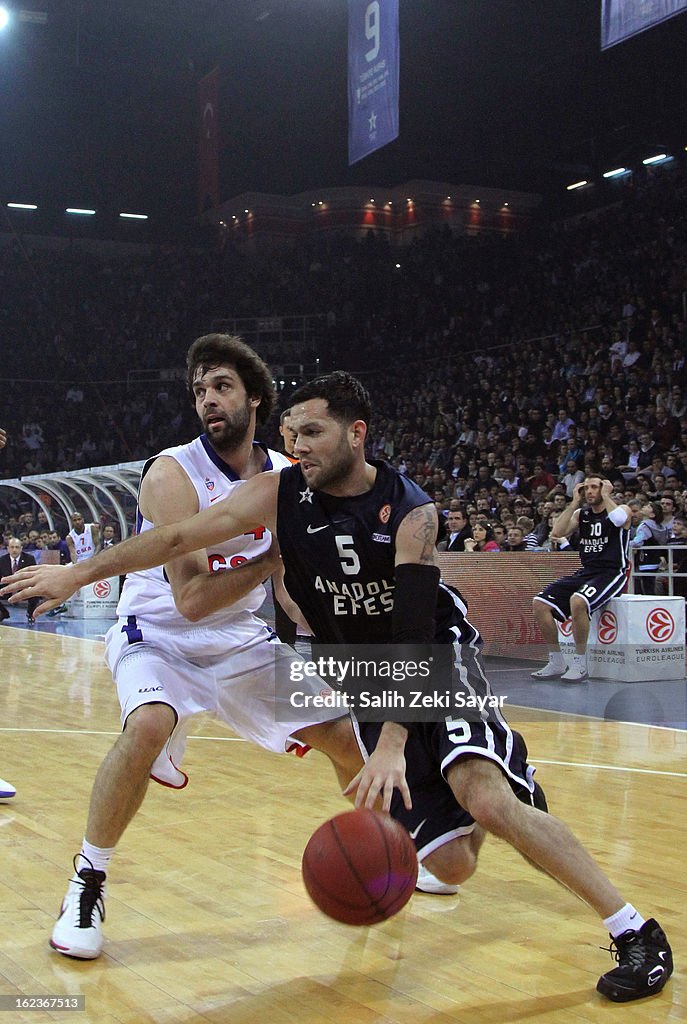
{"left": 302, "top": 809, "right": 418, "bottom": 926}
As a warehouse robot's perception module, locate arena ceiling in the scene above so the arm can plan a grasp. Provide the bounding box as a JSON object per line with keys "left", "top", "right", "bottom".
{"left": 0, "top": 0, "right": 686, "bottom": 225}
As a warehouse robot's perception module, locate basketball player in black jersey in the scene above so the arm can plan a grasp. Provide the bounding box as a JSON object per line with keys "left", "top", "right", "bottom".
{"left": 2, "top": 374, "right": 672, "bottom": 1002}
{"left": 532, "top": 477, "right": 631, "bottom": 681}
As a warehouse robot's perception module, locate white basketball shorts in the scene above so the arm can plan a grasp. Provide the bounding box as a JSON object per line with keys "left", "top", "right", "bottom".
{"left": 105, "top": 612, "right": 344, "bottom": 788}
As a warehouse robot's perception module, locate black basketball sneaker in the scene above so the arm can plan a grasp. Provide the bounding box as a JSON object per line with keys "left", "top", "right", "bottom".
{"left": 597, "top": 918, "right": 673, "bottom": 1001}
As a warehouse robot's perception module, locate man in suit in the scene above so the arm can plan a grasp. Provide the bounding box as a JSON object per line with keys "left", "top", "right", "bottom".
{"left": 0, "top": 538, "right": 39, "bottom": 624}
{"left": 437, "top": 508, "right": 472, "bottom": 551}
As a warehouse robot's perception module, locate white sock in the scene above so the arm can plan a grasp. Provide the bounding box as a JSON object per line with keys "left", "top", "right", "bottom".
{"left": 76, "top": 838, "right": 115, "bottom": 876}
{"left": 603, "top": 903, "right": 645, "bottom": 938}
{"left": 572, "top": 652, "right": 587, "bottom": 670}
{"left": 549, "top": 651, "right": 566, "bottom": 669}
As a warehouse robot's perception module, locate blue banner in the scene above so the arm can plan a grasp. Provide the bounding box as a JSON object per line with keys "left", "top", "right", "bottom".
{"left": 348, "top": 0, "right": 399, "bottom": 165}
{"left": 601, "top": 0, "right": 687, "bottom": 49}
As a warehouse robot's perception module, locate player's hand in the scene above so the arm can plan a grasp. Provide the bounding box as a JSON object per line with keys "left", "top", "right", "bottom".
{"left": 601, "top": 478, "right": 614, "bottom": 498}
{"left": 343, "top": 748, "right": 412, "bottom": 813}
{"left": 572, "top": 482, "right": 585, "bottom": 504}
{"left": 0, "top": 564, "right": 79, "bottom": 617}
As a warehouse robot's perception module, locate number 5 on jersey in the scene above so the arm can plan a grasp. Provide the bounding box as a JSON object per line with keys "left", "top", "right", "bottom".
{"left": 336, "top": 535, "right": 361, "bottom": 575}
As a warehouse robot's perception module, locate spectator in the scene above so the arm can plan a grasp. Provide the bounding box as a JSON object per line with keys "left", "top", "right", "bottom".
{"left": 561, "top": 460, "right": 585, "bottom": 499}
{"left": 504, "top": 525, "right": 528, "bottom": 552}
{"left": 464, "top": 522, "right": 500, "bottom": 552}
{"left": 0, "top": 537, "right": 40, "bottom": 624}
{"left": 436, "top": 509, "right": 471, "bottom": 552}
{"left": 517, "top": 516, "right": 540, "bottom": 551}
{"left": 629, "top": 502, "right": 671, "bottom": 595}
{"left": 551, "top": 409, "right": 575, "bottom": 443}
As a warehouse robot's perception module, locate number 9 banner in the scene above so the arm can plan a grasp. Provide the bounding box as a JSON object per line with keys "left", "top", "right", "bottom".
{"left": 348, "top": 0, "right": 400, "bottom": 165}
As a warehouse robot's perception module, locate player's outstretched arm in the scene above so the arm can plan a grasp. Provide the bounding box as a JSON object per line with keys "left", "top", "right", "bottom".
{"left": 0, "top": 472, "right": 280, "bottom": 614}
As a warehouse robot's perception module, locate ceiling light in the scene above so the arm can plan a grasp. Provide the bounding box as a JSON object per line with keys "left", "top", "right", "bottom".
{"left": 602, "top": 167, "right": 629, "bottom": 179}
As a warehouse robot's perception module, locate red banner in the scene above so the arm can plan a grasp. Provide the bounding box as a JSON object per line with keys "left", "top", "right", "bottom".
{"left": 198, "top": 68, "right": 220, "bottom": 213}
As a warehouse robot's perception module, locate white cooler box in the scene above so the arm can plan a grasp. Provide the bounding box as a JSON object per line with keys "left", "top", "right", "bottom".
{"left": 68, "top": 578, "right": 120, "bottom": 619}
{"left": 557, "top": 595, "right": 685, "bottom": 681}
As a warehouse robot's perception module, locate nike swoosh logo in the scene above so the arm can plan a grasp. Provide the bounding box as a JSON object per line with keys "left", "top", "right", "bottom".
{"left": 306, "top": 525, "right": 329, "bottom": 534}
{"left": 409, "top": 818, "right": 427, "bottom": 840}
{"left": 210, "top": 495, "right": 223, "bottom": 503}
{"left": 658, "top": 951, "right": 668, "bottom": 961}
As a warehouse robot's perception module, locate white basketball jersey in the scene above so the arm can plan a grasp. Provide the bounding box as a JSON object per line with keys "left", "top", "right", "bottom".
{"left": 117, "top": 436, "right": 291, "bottom": 629}
{"left": 68, "top": 524, "right": 96, "bottom": 562}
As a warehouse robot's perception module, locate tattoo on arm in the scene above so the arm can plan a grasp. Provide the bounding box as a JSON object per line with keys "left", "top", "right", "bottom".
{"left": 405, "top": 505, "right": 438, "bottom": 564}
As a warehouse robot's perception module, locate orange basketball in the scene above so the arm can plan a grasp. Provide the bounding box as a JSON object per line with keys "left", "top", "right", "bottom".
{"left": 302, "top": 809, "right": 418, "bottom": 926}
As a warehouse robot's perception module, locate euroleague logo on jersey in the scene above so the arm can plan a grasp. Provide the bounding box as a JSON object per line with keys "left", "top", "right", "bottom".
{"left": 93, "top": 580, "right": 111, "bottom": 599}
{"left": 597, "top": 611, "right": 618, "bottom": 645}
{"left": 378, "top": 504, "right": 391, "bottom": 525}
{"left": 204, "top": 477, "right": 215, "bottom": 492}
{"left": 559, "top": 618, "right": 573, "bottom": 637}
{"left": 646, "top": 607, "right": 675, "bottom": 643}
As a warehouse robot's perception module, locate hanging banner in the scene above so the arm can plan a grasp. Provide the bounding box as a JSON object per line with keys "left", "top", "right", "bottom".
{"left": 601, "top": 0, "right": 687, "bottom": 49}
{"left": 348, "top": 0, "right": 399, "bottom": 165}
{"left": 198, "top": 67, "right": 220, "bottom": 212}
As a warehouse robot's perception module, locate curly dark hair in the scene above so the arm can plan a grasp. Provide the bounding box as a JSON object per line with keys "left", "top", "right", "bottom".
{"left": 289, "top": 371, "right": 371, "bottom": 426}
{"left": 186, "top": 334, "right": 275, "bottom": 425}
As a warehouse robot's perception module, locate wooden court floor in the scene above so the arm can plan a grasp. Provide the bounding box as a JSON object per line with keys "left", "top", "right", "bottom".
{"left": 1, "top": 629, "right": 685, "bottom": 1024}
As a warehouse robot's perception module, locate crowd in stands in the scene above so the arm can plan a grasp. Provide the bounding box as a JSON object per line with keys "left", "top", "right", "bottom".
{"left": 1, "top": 156, "right": 687, "bottom": 576}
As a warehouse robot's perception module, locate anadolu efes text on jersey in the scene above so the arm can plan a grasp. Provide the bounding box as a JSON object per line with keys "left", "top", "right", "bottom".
{"left": 577, "top": 507, "right": 629, "bottom": 572}
{"left": 277, "top": 461, "right": 475, "bottom": 646}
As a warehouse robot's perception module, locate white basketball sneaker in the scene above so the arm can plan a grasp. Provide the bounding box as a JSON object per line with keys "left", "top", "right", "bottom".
{"left": 560, "top": 665, "right": 589, "bottom": 682}
{"left": 530, "top": 662, "right": 566, "bottom": 679}
{"left": 50, "top": 857, "right": 106, "bottom": 959}
{"left": 416, "top": 862, "right": 460, "bottom": 895}
{"left": 0, "top": 777, "right": 16, "bottom": 801}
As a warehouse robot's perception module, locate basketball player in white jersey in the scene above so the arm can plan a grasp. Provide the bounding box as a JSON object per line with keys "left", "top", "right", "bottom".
{"left": 66, "top": 513, "right": 100, "bottom": 563}
{"left": 45, "top": 334, "right": 361, "bottom": 960}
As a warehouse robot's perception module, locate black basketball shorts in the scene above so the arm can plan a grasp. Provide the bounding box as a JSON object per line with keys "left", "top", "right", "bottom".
{"left": 534, "top": 566, "right": 627, "bottom": 621}
{"left": 353, "top": 645, "right": 538, "bottom": 860}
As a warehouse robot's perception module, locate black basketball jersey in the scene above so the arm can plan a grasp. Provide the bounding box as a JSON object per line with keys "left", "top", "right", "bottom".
{"left": 577, "top": 507, "right": 629, "bottom": 572}
{"left": 276, "top": 460, "right": 476, "bottom": 645}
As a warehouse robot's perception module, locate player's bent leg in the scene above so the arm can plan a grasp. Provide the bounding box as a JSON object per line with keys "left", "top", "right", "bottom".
{"left": 51, "top": 702, "right": 176, "bottom": 960}
{"left": 531, "top": 598, "right": 567, "bottom": 677}
{"left": 561, "top": 593, "right": 591, "bottom": 681}
{"left": 446, "top": 756, "right": 626, "bottom": 916}
{"left": 293, "top": 717, "right": 364, "bottom": 790}
{"left": 421, "top": 826, "right": 486, "bottom": 888}
{"left": 85, "top": 702, "right": 177, "bottom": 847}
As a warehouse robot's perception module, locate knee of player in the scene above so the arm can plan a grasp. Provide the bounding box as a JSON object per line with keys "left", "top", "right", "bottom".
{"left": 450, "top": 766, "right": 513, "bottom": 834}
{"left": 123, "top": 703, "right": 176, "bottom": 752}
{"left": 303, "top": 718, "right": 361, "bottom": 767}
{"left": 569, "top": 594, "right": 588, "bottom": 616}
{"left": 424, "top": 842, "right": 477, "bottom": 885}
